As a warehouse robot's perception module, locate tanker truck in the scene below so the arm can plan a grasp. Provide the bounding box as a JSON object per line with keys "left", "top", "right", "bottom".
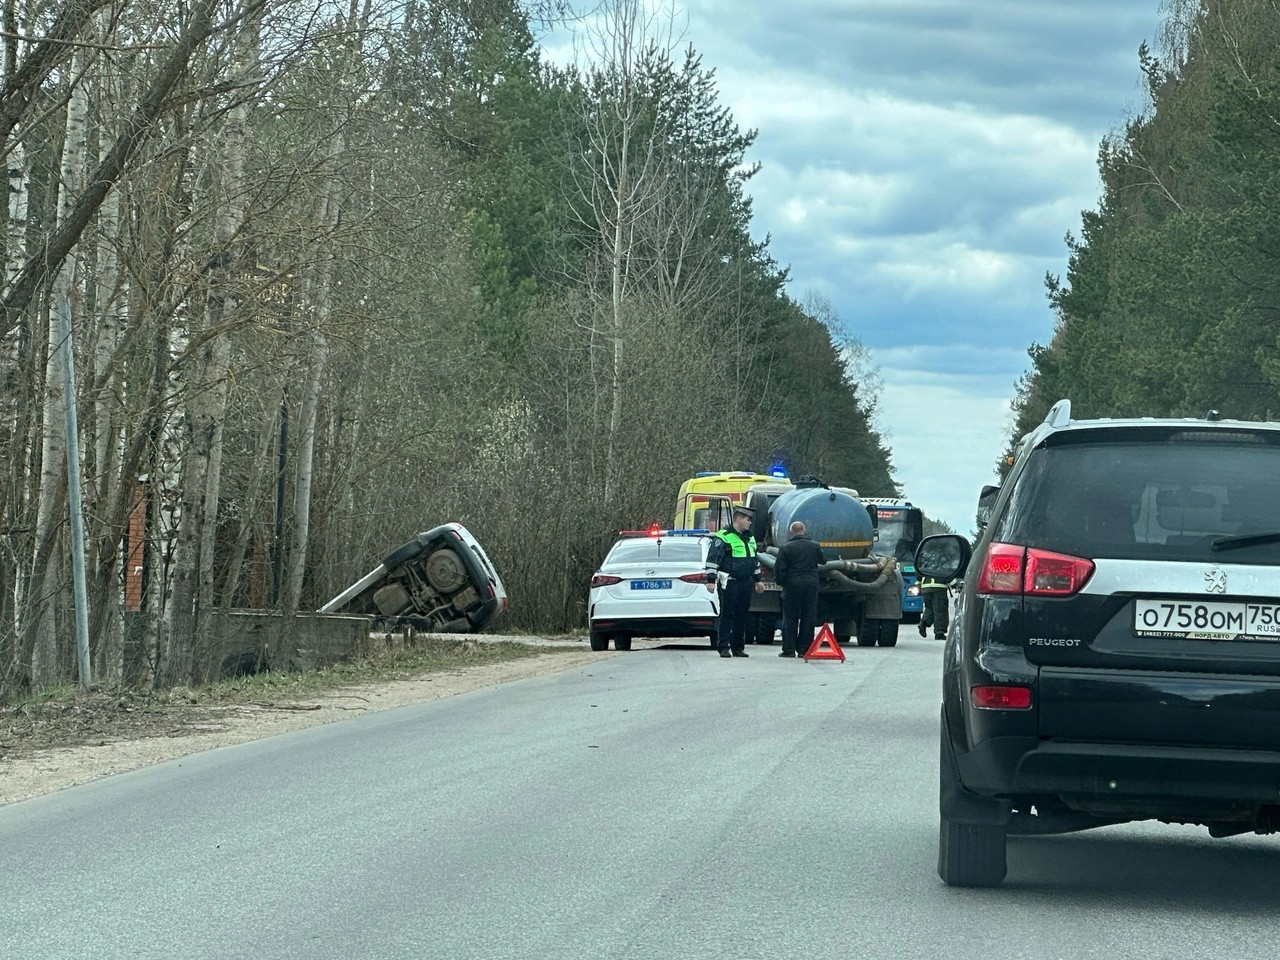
{"left": 743, "top": 478, "right": 903, "bottom": 648}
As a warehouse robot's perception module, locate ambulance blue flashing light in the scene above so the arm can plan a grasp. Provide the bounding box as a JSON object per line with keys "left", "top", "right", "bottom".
{"left": 767, "top": 459, "right": 788, "bottom": 479}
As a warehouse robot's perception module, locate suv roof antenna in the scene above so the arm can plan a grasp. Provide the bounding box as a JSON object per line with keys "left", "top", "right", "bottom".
{"left": 1044, "top": 398, "right": 1072, "bottom": 428}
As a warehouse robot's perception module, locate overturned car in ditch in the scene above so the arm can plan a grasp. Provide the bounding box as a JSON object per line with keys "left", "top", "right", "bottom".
{"left": 319, "top": 523, "right": 508, "bottom": 633}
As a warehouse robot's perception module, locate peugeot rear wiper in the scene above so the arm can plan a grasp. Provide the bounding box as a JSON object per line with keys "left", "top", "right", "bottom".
{"left": 1210, "top": 531, "right": 1280, "bottom": 552}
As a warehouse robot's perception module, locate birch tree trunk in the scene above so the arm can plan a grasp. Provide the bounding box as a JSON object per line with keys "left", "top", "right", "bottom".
{"left": 161, "top": 11, "right": 259, "bottom": 683}
{"left": 570, "top": 0, "right": 669, "bottom": 506}
{"left": 27, "top": 50, "right": 90, "bottom": 687}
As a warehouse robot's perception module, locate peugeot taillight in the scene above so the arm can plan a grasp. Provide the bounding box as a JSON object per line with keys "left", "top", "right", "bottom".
{"left": 971, "top": 685, "right": 1033, "bottom": 710}
{"left": 1024, "top": 548, "right": 1094, "bottom": 596}
{"left": 976, "top": 543, "right": 1094, "bottom": 597}
{"left": 977, "top": 543, "right": 1024, "bottom": 594}
{"left": 590, "top": 574, "right": 623, "bottom": 588}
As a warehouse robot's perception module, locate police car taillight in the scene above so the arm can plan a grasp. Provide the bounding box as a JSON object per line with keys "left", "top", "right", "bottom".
{"left": 977, "top": 543, "right": 1094, "bottom": 597}
{"left": 679, "top": 573, "right": 714, "bottom": 584}
{"left": 590, "top": 574, "right": 623, "bottom": 588}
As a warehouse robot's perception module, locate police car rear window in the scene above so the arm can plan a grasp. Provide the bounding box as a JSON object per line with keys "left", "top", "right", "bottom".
{"left": 606, "top": 540, "right": 704, "bottom": 564}
{"left": 996, "top": 437, "right": 1280, "bottom": 563}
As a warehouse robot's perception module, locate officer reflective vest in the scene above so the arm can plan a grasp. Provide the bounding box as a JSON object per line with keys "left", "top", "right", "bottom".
{"left": 711, "top": 529, "right": 758, "bottom": 581}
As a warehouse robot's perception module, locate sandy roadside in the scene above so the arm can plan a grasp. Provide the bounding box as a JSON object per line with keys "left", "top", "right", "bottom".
{"left": 0, "top": 649, "right": 616, "bottom": 808}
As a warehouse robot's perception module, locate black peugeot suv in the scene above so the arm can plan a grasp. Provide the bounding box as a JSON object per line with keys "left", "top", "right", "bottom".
{"left": 915, "top": 399, "right": 1280, "bottom": 887}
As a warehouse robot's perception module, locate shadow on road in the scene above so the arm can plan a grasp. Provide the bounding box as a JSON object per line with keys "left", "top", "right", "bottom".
{"left": 996, "top": 828, "right": 1280, "bottom": 914}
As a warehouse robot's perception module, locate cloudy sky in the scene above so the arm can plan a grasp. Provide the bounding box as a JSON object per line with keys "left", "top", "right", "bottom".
{"left": 544, "top": 1, "right": 1166, "bottom": 533}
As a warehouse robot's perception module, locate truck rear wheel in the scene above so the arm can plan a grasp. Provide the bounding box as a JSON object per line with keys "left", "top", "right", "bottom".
{"left": 833, "top": 619, "right": 854, "bottom": 647}
{"left": 752, "top": 614, "right": 775, "bottom": 644}
{"left": 873, "top": 620, "right": 899, "bottom": 647}
{"left": 855, "top": 617, "right": 877, "bottom": 647}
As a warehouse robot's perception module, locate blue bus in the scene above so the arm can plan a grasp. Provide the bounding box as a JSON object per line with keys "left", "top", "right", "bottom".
{"left": 862, "top": 498, "right": 925, "bottom": 623}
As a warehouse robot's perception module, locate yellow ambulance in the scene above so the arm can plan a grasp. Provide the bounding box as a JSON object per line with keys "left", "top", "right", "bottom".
{"left": 673, "top": 470, "right": 792, "bottom": 531}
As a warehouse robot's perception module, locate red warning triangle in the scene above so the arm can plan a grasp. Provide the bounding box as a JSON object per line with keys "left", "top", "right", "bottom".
{"left": 803, "top": 623, "right": 846, "bottom": 661}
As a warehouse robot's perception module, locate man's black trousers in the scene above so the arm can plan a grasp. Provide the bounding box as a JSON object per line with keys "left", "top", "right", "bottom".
{"left": 717, "top": 578, "right": 753, "bottom": 653}
{"left": 780, "top": 578, "right": 819, "bottom": 655}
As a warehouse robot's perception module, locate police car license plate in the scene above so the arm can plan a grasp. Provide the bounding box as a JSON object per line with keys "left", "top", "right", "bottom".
{"left": 1134, "top": 600, "right": 1280, "bottom": 639}
{"left": 631, "top": 579, "right": 671, "bottom": 590}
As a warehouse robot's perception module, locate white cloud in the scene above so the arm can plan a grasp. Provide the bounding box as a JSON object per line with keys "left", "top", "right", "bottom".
{"left": 540, "top": 1, "right": 1161, "bottom": 530}
{"left": 875, "top": 358, "right": 1018, "bottom": 535}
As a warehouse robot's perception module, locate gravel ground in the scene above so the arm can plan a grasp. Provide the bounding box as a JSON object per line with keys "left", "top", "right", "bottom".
{"left": 0, "top": 634, "right": 625, "bottom": 808}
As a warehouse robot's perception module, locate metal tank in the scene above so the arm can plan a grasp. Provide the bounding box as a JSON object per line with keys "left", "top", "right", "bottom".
{"left": 768, "top": 485, "right": 874, "bottom": 561}
{"left": 752, "top": 480, "right": 902, "bottom": 648}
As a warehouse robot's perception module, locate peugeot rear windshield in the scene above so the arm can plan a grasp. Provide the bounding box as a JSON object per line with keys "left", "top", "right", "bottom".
{"left": 995, "top": 429, "right": 1280, "bottom": 563}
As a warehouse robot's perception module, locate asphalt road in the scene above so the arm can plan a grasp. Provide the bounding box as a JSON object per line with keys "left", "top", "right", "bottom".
{"left": 4, "top": 625, "right": 1280, "bottom": 959}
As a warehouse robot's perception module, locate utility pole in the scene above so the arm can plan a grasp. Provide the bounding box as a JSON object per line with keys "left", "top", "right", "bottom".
{"left": 56, "top": 296, "right": 91, "bottom": 689}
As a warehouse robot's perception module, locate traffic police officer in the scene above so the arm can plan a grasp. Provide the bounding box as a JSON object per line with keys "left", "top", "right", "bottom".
{"left": 705, "top": 505, "right": 764, "bottom": 658}
{"left": 918, "top": 573, "right": 953, "bottom": 640}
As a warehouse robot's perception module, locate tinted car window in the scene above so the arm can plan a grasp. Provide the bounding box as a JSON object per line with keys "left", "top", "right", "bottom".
{"left": 994, "top": 431, "right": 1280, "bottom": 564}
{"left": 606, "top": 539, "right": 704, "bottom": 564}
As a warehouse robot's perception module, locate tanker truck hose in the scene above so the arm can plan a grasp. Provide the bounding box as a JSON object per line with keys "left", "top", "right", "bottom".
{"left": 826, "top": 569, "right": 885, "bottom": 594}
{"left": 824, "top": 558, "right": 896, "bottom": 594}
{"left": 819, "top": 557, "right": 884, "bottom": 574}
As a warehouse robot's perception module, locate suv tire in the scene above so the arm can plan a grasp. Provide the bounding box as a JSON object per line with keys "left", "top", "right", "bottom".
{"left": 938, "top": 716, "right": 1008, "bottom": 887}
{"left": 938, "top": 817, "right": 1007, "bottom": 888}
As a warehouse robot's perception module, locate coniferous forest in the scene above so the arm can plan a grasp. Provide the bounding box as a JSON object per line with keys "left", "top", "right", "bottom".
{"left": 1008, "top": 0, "right": 1280, "bottom": 464}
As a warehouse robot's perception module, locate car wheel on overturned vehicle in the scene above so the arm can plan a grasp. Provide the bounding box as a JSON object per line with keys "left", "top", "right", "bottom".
{"left": 381, "top": 538, "right": 425, "bottom": 572}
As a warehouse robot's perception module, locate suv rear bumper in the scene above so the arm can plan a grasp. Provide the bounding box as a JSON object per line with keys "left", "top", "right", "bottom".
{"left": 958, "top": 736, "right": 1280, "bottom": 805}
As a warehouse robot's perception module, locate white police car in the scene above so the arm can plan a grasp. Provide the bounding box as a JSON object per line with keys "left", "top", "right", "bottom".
{"left": 588, "top": 527, "right": 718, "bottom": 651}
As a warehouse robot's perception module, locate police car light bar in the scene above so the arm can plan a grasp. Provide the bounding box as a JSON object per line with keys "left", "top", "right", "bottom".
{"left": 618, "top": 525, "right": 711, "bottom": 538}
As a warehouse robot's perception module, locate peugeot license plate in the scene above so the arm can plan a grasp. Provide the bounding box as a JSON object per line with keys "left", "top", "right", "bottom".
{"left": 630, "top": 579, "right": 671, "bottom": 590}
{"left": 1135, "top": 600, "right": 1280, "bottom": 639}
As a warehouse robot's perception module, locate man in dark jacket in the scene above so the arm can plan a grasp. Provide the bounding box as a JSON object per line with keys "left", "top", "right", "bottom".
{"left": 704, "top": 506, "right": 764, "bottom": 658}
{"left": 774, "top": 520, "right": 826, "bottom": 657}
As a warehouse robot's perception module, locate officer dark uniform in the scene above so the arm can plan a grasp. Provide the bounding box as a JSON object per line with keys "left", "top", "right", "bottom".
{"left": 774, "top": 521, "right": 826, "bottom": 657}
{"left": 918, "top": 574, "right": 953, "bottom": 640}
{"left": 705, "top": 506, "right": 762, "bottom": 658}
